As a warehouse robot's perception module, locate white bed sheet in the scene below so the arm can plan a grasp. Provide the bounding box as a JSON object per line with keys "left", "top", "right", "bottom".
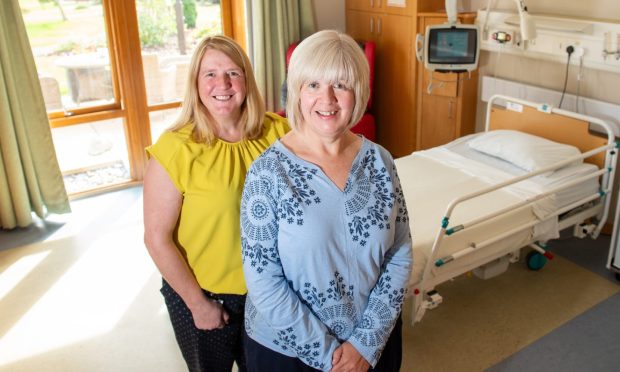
{"left": 445, "top": 134, "right": 600, "bottom": 207}
{"left": 395, "top": 134, "right": 601, "bottom": 287}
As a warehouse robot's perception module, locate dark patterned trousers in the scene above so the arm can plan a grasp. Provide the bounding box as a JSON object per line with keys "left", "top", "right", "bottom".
{"left": 244, "top": 316, "right": 403, "bottom": 372}
{"left": 161, "top": 279, "right": 247, "bottom": 372}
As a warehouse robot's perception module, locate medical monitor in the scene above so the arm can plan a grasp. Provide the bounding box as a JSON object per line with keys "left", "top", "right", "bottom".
{"left": 424, "top": 24, "right": 480, "bottom": 73}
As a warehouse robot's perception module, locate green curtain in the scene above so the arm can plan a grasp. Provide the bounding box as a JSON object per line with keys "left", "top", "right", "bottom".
{"left": 248, "top": 0, "right": 316, "bottom": 111}
{"left": 0, "top": 0, "right": 70, "bottom": 229}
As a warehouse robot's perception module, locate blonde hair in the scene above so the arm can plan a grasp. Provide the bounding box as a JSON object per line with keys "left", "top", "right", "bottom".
{"left": 286, "top": 30, "right": 369, "bottom": 131}
{"left": 169, "top": 35, "right": 265, "bottom": 143}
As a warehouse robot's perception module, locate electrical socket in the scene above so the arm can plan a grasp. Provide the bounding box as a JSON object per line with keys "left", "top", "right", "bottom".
{"left": 560, "top": 41, "right": 580, "bottom": 54}
{"left": 573, "top": 46, "right": 585, "bottom": 58}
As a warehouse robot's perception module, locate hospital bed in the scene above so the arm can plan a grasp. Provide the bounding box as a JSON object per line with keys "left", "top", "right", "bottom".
{"left": 395, "top": 95, "right": 619, "bottom": 324}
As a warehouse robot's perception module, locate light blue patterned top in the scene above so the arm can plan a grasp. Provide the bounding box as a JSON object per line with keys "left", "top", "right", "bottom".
{"left": 240, "top": 138, "right": 412, "bottom": 371}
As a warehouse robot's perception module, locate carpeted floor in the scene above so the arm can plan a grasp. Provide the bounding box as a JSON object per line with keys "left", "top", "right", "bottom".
{"left": 0, "top": 186, "right": 619, "bottom": 371}
{"left": 402, "top": 254, "right": 619, "bottom": 371}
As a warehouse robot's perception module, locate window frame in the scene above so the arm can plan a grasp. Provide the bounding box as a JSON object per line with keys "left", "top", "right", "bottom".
{"left": 46, "top": 0, "right": 245, "bottom": 185}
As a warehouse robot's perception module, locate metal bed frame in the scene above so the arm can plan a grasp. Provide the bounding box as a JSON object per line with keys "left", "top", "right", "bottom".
{"left": 410, "top": 95, "right": 619, "bottom": 324}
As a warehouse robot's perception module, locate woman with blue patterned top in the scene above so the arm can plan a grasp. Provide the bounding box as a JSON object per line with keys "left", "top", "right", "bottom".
{"left": 240, "top": 30, "right": 413, "bottom": 372}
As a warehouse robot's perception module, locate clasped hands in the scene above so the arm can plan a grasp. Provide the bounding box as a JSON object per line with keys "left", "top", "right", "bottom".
{"left": 331, "top": 342, "right": 370, "bottom": 372}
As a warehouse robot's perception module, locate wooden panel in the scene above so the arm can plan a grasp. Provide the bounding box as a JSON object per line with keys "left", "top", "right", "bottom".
{"left": 489, "top": 105, "right": 608, "bottom": 168}
{"left": 346, "top": 0, "right": 373, "bottom": 12}
{"left": 375, "top": 13, "right": 416, "bottom": 157}
{"left": 417, "top": 12, "right": 477, "bottom": 23}
{"left": 346, "top": 9, "right": 375, "bottom": 41}
{"left": 419, "top": 95, "right": 457, "bottom": 149}
{"left": 456, "top": 70, "right": 478, "bottom": 137}
{"left": 222, "top": 0, "right": 246, "bottom": 50}
{"left": 50, "top": 109, "right": 125, "bottom": 128}
{"left": 106, "top": 0, "right": 152, "bottom": 181}
{"left": 422, "top": 71, "right": 458, "bottom": 97}
{"left": 416, "top": 0, "right": 446, "bottom": 13}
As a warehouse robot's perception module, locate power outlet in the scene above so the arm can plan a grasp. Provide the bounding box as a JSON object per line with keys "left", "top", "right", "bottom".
{"left": 573, "top": 46, "right": 585, "bottom": 58}
{"left": 559, "top": 41, "right": 581, "bottom": 54}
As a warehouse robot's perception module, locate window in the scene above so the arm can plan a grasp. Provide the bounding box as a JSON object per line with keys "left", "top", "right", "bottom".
{"left": 20, "top": 0, "right": 244, "bottom": 196}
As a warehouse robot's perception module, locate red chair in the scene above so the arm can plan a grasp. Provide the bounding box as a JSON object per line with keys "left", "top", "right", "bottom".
{"left": 278, "top": 40, "right": 376, "bottom": 141}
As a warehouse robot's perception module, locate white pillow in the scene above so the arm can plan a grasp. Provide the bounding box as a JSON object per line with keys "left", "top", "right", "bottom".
{"left": 468, "top": 130, "right": 582, "bottom": 175}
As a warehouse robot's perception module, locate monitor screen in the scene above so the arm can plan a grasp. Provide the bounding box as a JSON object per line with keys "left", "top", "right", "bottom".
{"left": 427, "top": 27, "right": 478, "bottom": 65}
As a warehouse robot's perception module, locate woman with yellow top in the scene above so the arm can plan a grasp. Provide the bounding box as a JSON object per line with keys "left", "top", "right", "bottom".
{"left": 143, "top": 35, "right": 289, "bottom": 372}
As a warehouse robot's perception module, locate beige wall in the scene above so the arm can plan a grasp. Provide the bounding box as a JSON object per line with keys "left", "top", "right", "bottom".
{"left": 313, "top": 0, "right": 346, "bottom": 32}
{"left": 314, "top": 0, "right": 620, "bottom": 126}
{"left": 463, "top": 0, "right": 620, "bottom": 131}
{"left": 468, "top": 0, "right": 620, "bottom": 21}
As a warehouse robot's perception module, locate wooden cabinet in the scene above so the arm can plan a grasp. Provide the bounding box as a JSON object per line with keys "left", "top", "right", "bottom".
{"left": 416, "top": 12, "right": 479, "bottom": 150}
{"left": 346, "top": 0, "right": 415, "bottom": 15}
{"left": 345, "top": 0, "right": 443, "bottom": 158}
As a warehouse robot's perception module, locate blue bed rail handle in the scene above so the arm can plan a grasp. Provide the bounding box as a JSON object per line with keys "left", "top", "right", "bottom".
{"left": 446, "top": 225, "right": 464, "bottom": 235}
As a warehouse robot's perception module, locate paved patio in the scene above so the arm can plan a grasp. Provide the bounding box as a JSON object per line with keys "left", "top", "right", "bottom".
{"left": 52, "top": 108, "right": 178, "bottom": 195}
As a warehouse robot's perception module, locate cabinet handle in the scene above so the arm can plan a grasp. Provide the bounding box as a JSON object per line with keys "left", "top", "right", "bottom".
{"left": 377, "top": 17, "right": 382, "bottom": 35}
{"left": 448, "top": 101, "right": 454, "bottom": 119}
{"left": 370, "top": 17, "right": 374, "bottom": 34}
{"left": 370, "top": 0, "right": 374, "bottom": 7}
{"left": 377, "top": 0, "right": 381, "bottom": 7}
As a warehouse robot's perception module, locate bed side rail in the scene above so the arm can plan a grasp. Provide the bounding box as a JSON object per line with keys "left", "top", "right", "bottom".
{"left": 412, "top": 95, "right": 619, "bottom": 323}
{"left": 423, "top": 141, "right": 616, "bottom": 276}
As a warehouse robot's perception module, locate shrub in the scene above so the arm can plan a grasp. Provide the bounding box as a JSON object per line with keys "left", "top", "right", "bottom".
{"left": 137, "top": 0, "right": 175, "bottom": 48}
{"left": 195, "top": 20, "right": 221, "bottom": 39}
{"left": 56, "top": 40, "right": 79, "bottom": 54}
{"left": 183, "top": 0, "right": 197, "bottom": 29}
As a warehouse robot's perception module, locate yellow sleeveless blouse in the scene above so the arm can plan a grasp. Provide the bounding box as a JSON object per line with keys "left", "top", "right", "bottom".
{"left": 146, "top": 113, "right": 289, "bottom": 294}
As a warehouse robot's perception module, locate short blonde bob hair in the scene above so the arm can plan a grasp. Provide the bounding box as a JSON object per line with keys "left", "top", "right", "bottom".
{"left": 286, "top": 30, "right": 369, "bottom": 131}
{"left": 169, "top": 35, "right": 265, "bottom": 144}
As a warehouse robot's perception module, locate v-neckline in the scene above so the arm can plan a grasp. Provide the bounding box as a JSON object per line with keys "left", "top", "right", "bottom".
{"left": 275, "top": 137, "right": 367, "bottom": 193}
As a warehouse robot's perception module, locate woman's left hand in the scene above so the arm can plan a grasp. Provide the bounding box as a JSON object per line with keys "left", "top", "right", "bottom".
{"left": 330, "top": 342, "right": 370, "bottom": 372}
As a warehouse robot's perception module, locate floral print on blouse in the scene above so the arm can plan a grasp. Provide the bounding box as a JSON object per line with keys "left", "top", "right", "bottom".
{"left": 241, "top": 138, "right": 412, "bottom": 370}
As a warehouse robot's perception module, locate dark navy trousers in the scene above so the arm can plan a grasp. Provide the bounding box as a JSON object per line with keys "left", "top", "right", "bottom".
{"left": 161, "top": 280, "right": 247, "bottom": 372}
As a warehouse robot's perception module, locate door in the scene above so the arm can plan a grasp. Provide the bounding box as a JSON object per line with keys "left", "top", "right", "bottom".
{"left": 374, "top": 13, "right": 415, "bottom": 158}
{"left": 346, "top": 9, "right": 375, "bottom": 42}
{"left": 418, "top": 94, "right": 457, "bottom": 150}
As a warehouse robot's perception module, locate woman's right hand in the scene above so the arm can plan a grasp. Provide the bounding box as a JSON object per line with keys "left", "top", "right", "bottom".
{"left": 144, "top": 159, "right": 229, "bottom": 331}
{"left": 190, "top": 297, "right": 230, "bottom": 330}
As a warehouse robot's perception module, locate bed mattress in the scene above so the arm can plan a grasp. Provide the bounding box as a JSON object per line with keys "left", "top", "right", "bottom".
{"left": 395, "top": 134, "right": 600, "bottom": 287}
{"left": 444, "top": 134, "right": 600, "bottom": 207}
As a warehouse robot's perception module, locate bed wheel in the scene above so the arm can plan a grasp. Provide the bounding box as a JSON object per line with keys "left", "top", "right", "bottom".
{"left": 526, "top": 251, "right": 547, "bottom": 271}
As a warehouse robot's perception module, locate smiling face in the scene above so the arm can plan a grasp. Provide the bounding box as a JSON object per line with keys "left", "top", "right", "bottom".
{"left": 286, "top": 31, "right": 369, "bottom": 133}
{"left": 197, "top": 48, "right": 247, "bottom": 126}
{"left": 299, "top": 79, "right": 355, "bottom": 138}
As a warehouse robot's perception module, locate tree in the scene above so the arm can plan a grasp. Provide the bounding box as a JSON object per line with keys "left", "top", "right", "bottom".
{"left": 174, "top": 0, "right": 187, "bottom": 54}
{"left": 38, "top": 0, "right": 67, "bottom": 21}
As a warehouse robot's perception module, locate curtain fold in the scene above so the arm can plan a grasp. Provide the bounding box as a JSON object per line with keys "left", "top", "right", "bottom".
{"left": 0, "top": 0, "right": 70, "bottom": 229}
{"left": 249, "top": 0, "right": 316, "bottom": 111}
